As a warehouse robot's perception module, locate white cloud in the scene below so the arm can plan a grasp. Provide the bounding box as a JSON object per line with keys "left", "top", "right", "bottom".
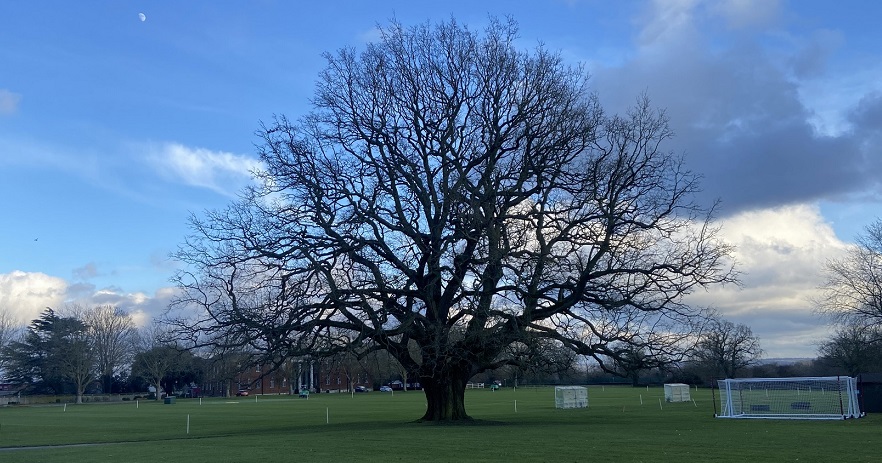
{"left": 147, "top": 142, "right": 262, "bottom": 196}
{"left": 688, "top": 204, "right": 848, "bottom": 357}
{"left": 0, "top": 271, "right": 68, "bottom": 324}
{"left": 0, "top": 89, "right": 21, "bottom": 115}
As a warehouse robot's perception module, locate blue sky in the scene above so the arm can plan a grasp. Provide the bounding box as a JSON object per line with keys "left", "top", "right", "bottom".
{"left": 2, "top": 0, "right": 881, "bottom": 357}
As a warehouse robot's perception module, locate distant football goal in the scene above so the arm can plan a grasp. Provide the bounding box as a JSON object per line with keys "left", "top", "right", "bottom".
{"left": 554, "top": 386, "right": 588, "bottom": 409}
{"left": 716, "top": 376, "right": 862, "bottom": 420}
{"left": 664, "top": 383, "right": 691, "bottom": 403}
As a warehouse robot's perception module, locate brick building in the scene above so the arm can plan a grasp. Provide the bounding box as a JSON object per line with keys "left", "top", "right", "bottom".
{"left": 200, "top": 356, "right": 374, "bottom": 397}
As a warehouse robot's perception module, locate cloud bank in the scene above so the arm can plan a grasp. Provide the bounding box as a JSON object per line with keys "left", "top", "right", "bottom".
{"left": 590, "top": 0, "right": 882, "bottom": 216}
{"left": 0, "top": 270, "right": 175, "bottom": 328}
{"left": 686, "top": 204, "right": 848, "bottom": 357}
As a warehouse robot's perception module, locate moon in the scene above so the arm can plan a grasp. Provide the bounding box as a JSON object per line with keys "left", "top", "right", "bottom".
{"left": 138, "top": 12, "right": 146, "bottom": 22}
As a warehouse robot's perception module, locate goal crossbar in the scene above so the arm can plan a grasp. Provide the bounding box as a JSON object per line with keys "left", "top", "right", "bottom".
{"left": 716, "top": 376, "right": 862, "bottom": 420}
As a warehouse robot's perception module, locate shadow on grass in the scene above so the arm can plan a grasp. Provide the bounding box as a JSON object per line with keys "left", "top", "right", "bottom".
{"left": 408, "top": 418, "right": 509, "bottom": 426}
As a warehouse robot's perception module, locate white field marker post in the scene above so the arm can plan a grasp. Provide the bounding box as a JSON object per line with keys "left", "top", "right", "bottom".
{"left": 255, "top": 395, "right": 258, "bottom": 403}
{"left": 326, "top": 407, "right": 329, "bottom": 424}
{"left": 199, "top": 398, "right": 202, "bottom": 405}
{"left": 187, "top": 414, "right": 190, "bottom": 435}
{"left": 602, "top": 386, "right": 605, "bottom": 392}
{"left": 136, "top": 399, "right": 139, "bottom": 409}
{"left": 63, "top": 403, "right": 67, "bottom": 412}
{"left": 646, "top": 385, "right": 649, "bottom": 392}
{"left": 640, "top": 394, "right": 643, "bottom": 405}
{"left": 514, "top": 400, "right": 517, "bottom": 413}
{"left": 658, "top": 398, "right": 663, "bottom": 410}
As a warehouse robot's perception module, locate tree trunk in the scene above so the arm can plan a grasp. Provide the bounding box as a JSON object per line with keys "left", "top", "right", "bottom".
{"left": 76, "top": 379, "right": 86, "bottom": 404}
{"left": 419, "top": 375, "right": 470, "bottom": 421}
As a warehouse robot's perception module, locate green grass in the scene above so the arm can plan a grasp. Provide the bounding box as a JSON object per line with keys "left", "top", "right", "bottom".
{"left": 0, "top": 386, "right": 878, "bottom": 462}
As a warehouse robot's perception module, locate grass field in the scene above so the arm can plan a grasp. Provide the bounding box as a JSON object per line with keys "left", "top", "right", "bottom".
{"left": 0, "top": 386, "right": 878, "bottom": 462}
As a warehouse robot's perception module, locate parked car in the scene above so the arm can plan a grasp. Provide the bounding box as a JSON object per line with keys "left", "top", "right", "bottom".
{"left": 236, "top": 389, "right": 250, "bottom": 396}
{"left": 379, "top": 385, "right": 393, "bottom": 392}
{"left": 354, "top": 386, "right": 368, "bottom": 393}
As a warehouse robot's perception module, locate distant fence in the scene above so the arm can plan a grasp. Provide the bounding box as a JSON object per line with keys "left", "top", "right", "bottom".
{"left": 0, "top": 393, "right": 144, "bottom": 406}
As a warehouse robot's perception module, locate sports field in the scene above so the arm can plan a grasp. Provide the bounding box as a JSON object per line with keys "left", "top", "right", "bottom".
{"left": 0, "top": 386, "right": 877, "bottom": 462}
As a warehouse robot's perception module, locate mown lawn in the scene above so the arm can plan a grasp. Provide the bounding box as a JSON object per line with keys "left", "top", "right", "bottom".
{"left": 0, "top": 386, "right": 878, "bottom": 462}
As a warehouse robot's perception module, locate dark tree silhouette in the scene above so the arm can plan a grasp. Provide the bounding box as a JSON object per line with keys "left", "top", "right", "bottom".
{"left": 169, "top": 18, "right": 734, "bottom": 421}
{"left": 692, "top": 317, "right": 762, "bottom": 379}
{"left": 817, "top": 322, "right": 882, "bottom": 376}
{"left": 1, "top": 308, "right": 95, "bottom": 402}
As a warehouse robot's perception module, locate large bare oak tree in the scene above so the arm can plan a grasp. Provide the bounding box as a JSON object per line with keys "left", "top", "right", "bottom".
{"left": 170, "top": 18, "right": 734, "bottom": 421}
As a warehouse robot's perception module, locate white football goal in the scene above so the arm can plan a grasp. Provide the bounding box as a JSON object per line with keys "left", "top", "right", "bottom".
{"left": 664, "top": 383, "right": 691, "bottom": 403}
{"left": 555, "top": 386, "right": 588, "bottom": 409}
{"left": 716, "top": 376, "right": 862, "bottom": 420}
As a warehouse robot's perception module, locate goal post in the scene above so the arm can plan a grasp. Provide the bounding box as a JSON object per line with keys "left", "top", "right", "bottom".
{"left": 716, "top": 376, "right": 862, "bottom": 420}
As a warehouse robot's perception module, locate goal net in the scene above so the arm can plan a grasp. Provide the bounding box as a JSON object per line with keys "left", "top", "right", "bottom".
{"left": 716, "top": 376, "right": 862, "bottom": 420}
{"left": 664, "top": 383, "right": 691, "bottom": 403}
{"left": 555, "top": 386, "right": 588, "bottom": 409}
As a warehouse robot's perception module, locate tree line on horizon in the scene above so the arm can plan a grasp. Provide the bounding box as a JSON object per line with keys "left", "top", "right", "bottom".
{"left": 1, "top": 298, "right": 878, "bottom": 402}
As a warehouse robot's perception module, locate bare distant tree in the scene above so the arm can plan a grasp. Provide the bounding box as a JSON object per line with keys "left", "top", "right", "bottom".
{"left": 817, "top": 219, "right": 882, "bottom": 331}
{"left": 0, "top": 308, "right": 17, "bottom": 344}
{"left": 692, "top": 317, "right": 762, "bottom": 379}
{"left": 58, "top": 319, "right": 95, "bottom": 404}
{"left": 169, "top": 18, "right": 735, "bottom": 421}
{"left": 131, "top": 323, "right": 181, "bottom": 400}
{"left": 83, "top": 305, "right": 137, "bottom": 393}
{"left": 817, "top": 322, "right": 882, "bottom": 376}
{"left": 0, "top": 308, "right": 21, "bottom": 374}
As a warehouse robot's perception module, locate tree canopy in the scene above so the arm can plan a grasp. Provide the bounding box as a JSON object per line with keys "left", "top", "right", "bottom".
{"left": 170, "top": 18, "right": 735, "bottom": 421}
